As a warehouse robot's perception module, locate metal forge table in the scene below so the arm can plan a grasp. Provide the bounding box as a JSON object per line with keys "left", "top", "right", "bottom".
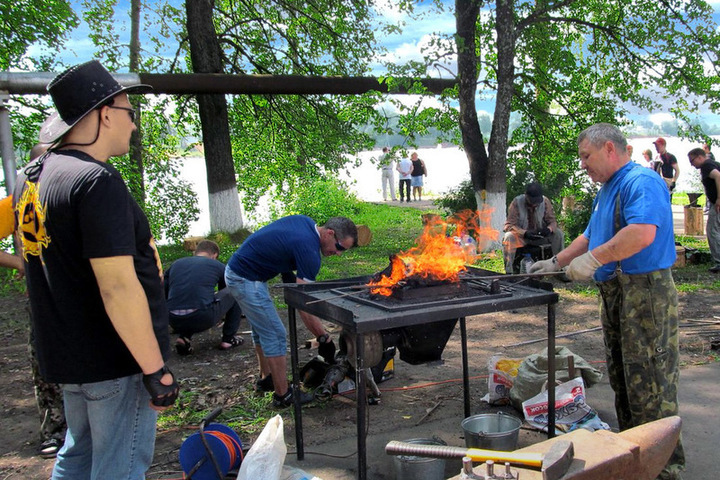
{"left": 282, "top": 267, "right": 559, "bottom": 480}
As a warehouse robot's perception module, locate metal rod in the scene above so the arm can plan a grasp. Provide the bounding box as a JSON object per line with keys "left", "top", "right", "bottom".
{"left": 272, "top": 282, "right": 372, "bottom": 288}
{"left": 460, "top": 271, "right": 567, "bottom": 282}
{"left": 548, "top": 303, "right": 556, "bottom": 439}
{"left": 356, "top": 333, "right": 367, "bottom": 480}
{"left": 305, "top": 290, "right": 366, "bottom": 304}
{"left": 274, "top": 271, "right": 564, "bottom": 290}
{"left": 460, "top": 317, "right": 470, "bottom": 419}
{"left": 0, "top": 93, "right": 17, "bottom": 197}
{"left": 288, "top": 307, "right": 304, "bottom": 461}
{"left": 501, "top": 326, "right": 603, "bottom": 348}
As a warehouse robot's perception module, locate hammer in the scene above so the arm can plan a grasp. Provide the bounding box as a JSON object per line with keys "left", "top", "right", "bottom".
{"left": 385, "top": 440, "right": 574, "bottom": 480}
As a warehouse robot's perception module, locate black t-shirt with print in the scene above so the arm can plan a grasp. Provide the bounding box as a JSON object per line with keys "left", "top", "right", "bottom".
{"left": 13, "top": 150, "right": 169, "bottom": 384}
{"left": 700, "top": 159, "right": 720, "bottom": 204}
{"left": 658, "top": 152, "right": 677, "bottom": 179}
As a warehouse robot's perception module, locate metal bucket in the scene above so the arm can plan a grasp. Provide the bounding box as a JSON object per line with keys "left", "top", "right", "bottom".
{"left": 461, "top": 413, "right": 522, "bottom": 451}
{"left": 392, "top": 437, "right": 447, "bottom": 480}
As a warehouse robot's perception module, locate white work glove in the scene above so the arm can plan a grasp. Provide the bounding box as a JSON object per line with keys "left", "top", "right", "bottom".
{"left": 529, "top": 256, "right": 560, "bottom": 274}
{"left": 566, "top": 251, "right": 602, "bottom": 282}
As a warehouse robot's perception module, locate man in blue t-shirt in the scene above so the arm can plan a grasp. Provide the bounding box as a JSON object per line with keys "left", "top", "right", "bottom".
{"left": 531, "top": 123, "right": 684, "bottom": 479}
{"left": 225, "top": 215, "right": 357, "bottom": 408}
{"left": 688, "top": 147, "right": 720, "bottom": 272}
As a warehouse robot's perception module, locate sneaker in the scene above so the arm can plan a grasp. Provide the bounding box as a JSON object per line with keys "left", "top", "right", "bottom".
{"left": 39, "top": 438, "right": 63, "bottom": 458}
{"left": 272, "top": 385, "right": 314, "bottom": 408}
{"left": 219, "top": 335, "right": 244, "bottom": 350}
{"left": 255, "top": 374, "right": 274, "bottom": 393}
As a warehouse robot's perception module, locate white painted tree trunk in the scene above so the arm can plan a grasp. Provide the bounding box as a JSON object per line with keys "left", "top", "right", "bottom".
{"left": 209, "top": 187, "right": 244, "bottom": 232}
{"left": 475, "top": 189, "right": 506, "bottom": 252}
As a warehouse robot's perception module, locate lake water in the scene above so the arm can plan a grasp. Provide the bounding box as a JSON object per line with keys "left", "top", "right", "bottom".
{"left": 179, "top": 137, "right": 713, "bottom": 237}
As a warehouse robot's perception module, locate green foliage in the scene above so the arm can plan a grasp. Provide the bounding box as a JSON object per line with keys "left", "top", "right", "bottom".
{"left": 270, "top": 178, "right": 362, "bottom": 225}
{"left": 558, "top": 184, "right": 600, "bottom": 241}
{"left": 207, "top": 0, "right": 384, "bottom": 211}
{"left": 432, "top": 180, "right": 477, "bottom": 214}
{"left": 156, "top": 386, "right": 271, "bottom": 437}
{"left": 0, "top": 0, "right": 78, "bottom": 70}
{"left": 0, "top": 270, "right": 25, "bottom": 295}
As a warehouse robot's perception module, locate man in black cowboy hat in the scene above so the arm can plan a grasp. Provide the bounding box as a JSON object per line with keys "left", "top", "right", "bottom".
{"left": 12, "top": 60, "right": 178, "bottom": 479}
{"left": 502, "top": 181, "right": 564, "bottom": 274}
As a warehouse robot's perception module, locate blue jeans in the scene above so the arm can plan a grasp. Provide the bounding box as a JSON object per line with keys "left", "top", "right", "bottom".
{"left": 52, "top": 374, "right": 158, "bottom": 480}
{"left": 225, "top": 266, "right": 287, "bottom": 357}
{"left": 169, "top": 288, "right": 243, "bottom": 341}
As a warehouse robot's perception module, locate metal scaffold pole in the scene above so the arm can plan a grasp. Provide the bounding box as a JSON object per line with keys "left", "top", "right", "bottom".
{"left": 0, "top": 92, "right": 17, "bottom": 197}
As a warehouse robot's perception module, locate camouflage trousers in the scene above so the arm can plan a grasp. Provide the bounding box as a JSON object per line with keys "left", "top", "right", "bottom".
{"left": 27, "top": 320, "right": 66, "bottom": 442}
{"left": 597, "top": 268, "right": 685, "bottom": 480}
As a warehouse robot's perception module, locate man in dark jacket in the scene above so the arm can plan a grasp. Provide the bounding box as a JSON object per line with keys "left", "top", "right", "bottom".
{"left": 502, "top": 182, "right": 564, "bottom": 273}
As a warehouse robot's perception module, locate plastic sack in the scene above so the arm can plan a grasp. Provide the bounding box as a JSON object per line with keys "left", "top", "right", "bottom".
{"left": 280, "top": 465, "right": 323, "bottom": 480}
{"left": 481, "top": 354, "right": 523, "bottom": 405}
{"left": 521, "top": 377, "right": 610, "bottom": 434}
{"left": 237, "top": 414, "right": 287, "bottom": 480}
{"left": 510, "top": 346, "right": 603, "bottom": 410}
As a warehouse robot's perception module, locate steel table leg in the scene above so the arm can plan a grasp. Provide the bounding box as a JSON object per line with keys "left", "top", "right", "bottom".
{"left": 288, "top": 306, "right": 304, "bottom": 459}
{"left": 547, "top": 303, "right": 556, "bottom": 438}
{"left": 460, "top": 317, "right": 470, "bottom": 418}
{"left": 355, "top": 333, "right": 367, "bottom": 480}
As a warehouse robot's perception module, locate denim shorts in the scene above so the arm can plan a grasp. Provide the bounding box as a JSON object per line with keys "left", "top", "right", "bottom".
{"left": 411, "top": 175, "right": 424, "bottom": 187}
{"left": 225, "top": 266, "right": 287, "bottom": 357}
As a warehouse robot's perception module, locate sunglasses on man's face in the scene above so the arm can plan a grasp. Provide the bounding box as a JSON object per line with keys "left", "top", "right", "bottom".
{"left": 334, "top": 236, "right": 347, "bottom": 252}
{"left": 107, "top": 105, "right": 137, "bottom": 123}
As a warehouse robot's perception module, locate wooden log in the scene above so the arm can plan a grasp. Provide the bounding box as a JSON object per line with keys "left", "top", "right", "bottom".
{"left": 357, "top": 224, "right": 373, "bottom": 246}
{"left": 182, "top": 236, "right": 206, "bottom": 252}
{"left": 684, "top": 206, "right": 704, "bottom": 235}
{"left": 673, "top": 246, "right": 686, "bottom": 268}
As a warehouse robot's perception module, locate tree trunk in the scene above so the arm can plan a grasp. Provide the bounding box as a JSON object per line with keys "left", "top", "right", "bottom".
{"left": 186, "top": 0, "right": 244, "bottom": 233}
{"left": 485, "top": 0, "right": 516, "bottom": 240}
{"left": 455, "top": 0, "right": 500, "bottom": 247}
{"left": 128, "top": 0, "right": 145, "bottom": 207}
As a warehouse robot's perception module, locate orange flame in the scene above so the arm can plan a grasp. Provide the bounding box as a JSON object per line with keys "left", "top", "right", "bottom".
{"left": 368, "top": 207, "right": 498, "bottom": 296}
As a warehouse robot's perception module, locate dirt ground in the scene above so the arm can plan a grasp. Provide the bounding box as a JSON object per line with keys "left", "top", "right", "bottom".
{"left": 1, "top": 280, "right": 719, "bottom": 480}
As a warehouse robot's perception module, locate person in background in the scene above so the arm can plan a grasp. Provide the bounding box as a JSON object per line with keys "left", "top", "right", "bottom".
{"left": 165, "top": 239, "right": 244, "bottom": 354}
{"left": 0, "top": 196, "right": 23, "bottom": 272}
{"left": 224, "top": 215, "right": 357, "bottom": 407}
{"left": 703, "top": 143, "right": 715, "bottom": 162}
{"left": 2, "top": 144, "right": 69, "bottom": 459}
{"left": 378, "top": 147, "right": 397, "bottom": 201}
{"left": 641, "top": 148, "right": 655, "bottom": 169}
{"left": 653, "top": 137, "right": 680, "bottom": 198}
{"left": 531, "top": 123, "right": 684, "bottom": 480}
{"left": 688, "top": 147, "right": 720, "bottom": 273}
{"left": 397, "top": 154, "right": 413, "bottom": 203}
{"left": 13, "top": 60, "right": 178, "bottom": 478}
{"left": 409, "top": 152, "right": 427, "bottom": 201}
{"left": 502, "top": 182, "right": 564, "bottom": 274}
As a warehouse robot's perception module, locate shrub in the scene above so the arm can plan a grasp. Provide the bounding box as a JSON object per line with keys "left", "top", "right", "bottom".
{"left": 272, "top": 178, "right": 362, "bottom": 224}
{"left": 433, "top": 179, "right": 477, "bottom": 214}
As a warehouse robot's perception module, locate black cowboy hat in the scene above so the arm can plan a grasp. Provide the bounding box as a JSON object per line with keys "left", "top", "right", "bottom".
{"left": 39, "top": 60, "right": 152, "bottom": 143}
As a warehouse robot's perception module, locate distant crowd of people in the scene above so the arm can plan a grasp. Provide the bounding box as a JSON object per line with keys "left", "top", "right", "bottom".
{"left": 377, "top": 147, "right": 427, "bottom": 202}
